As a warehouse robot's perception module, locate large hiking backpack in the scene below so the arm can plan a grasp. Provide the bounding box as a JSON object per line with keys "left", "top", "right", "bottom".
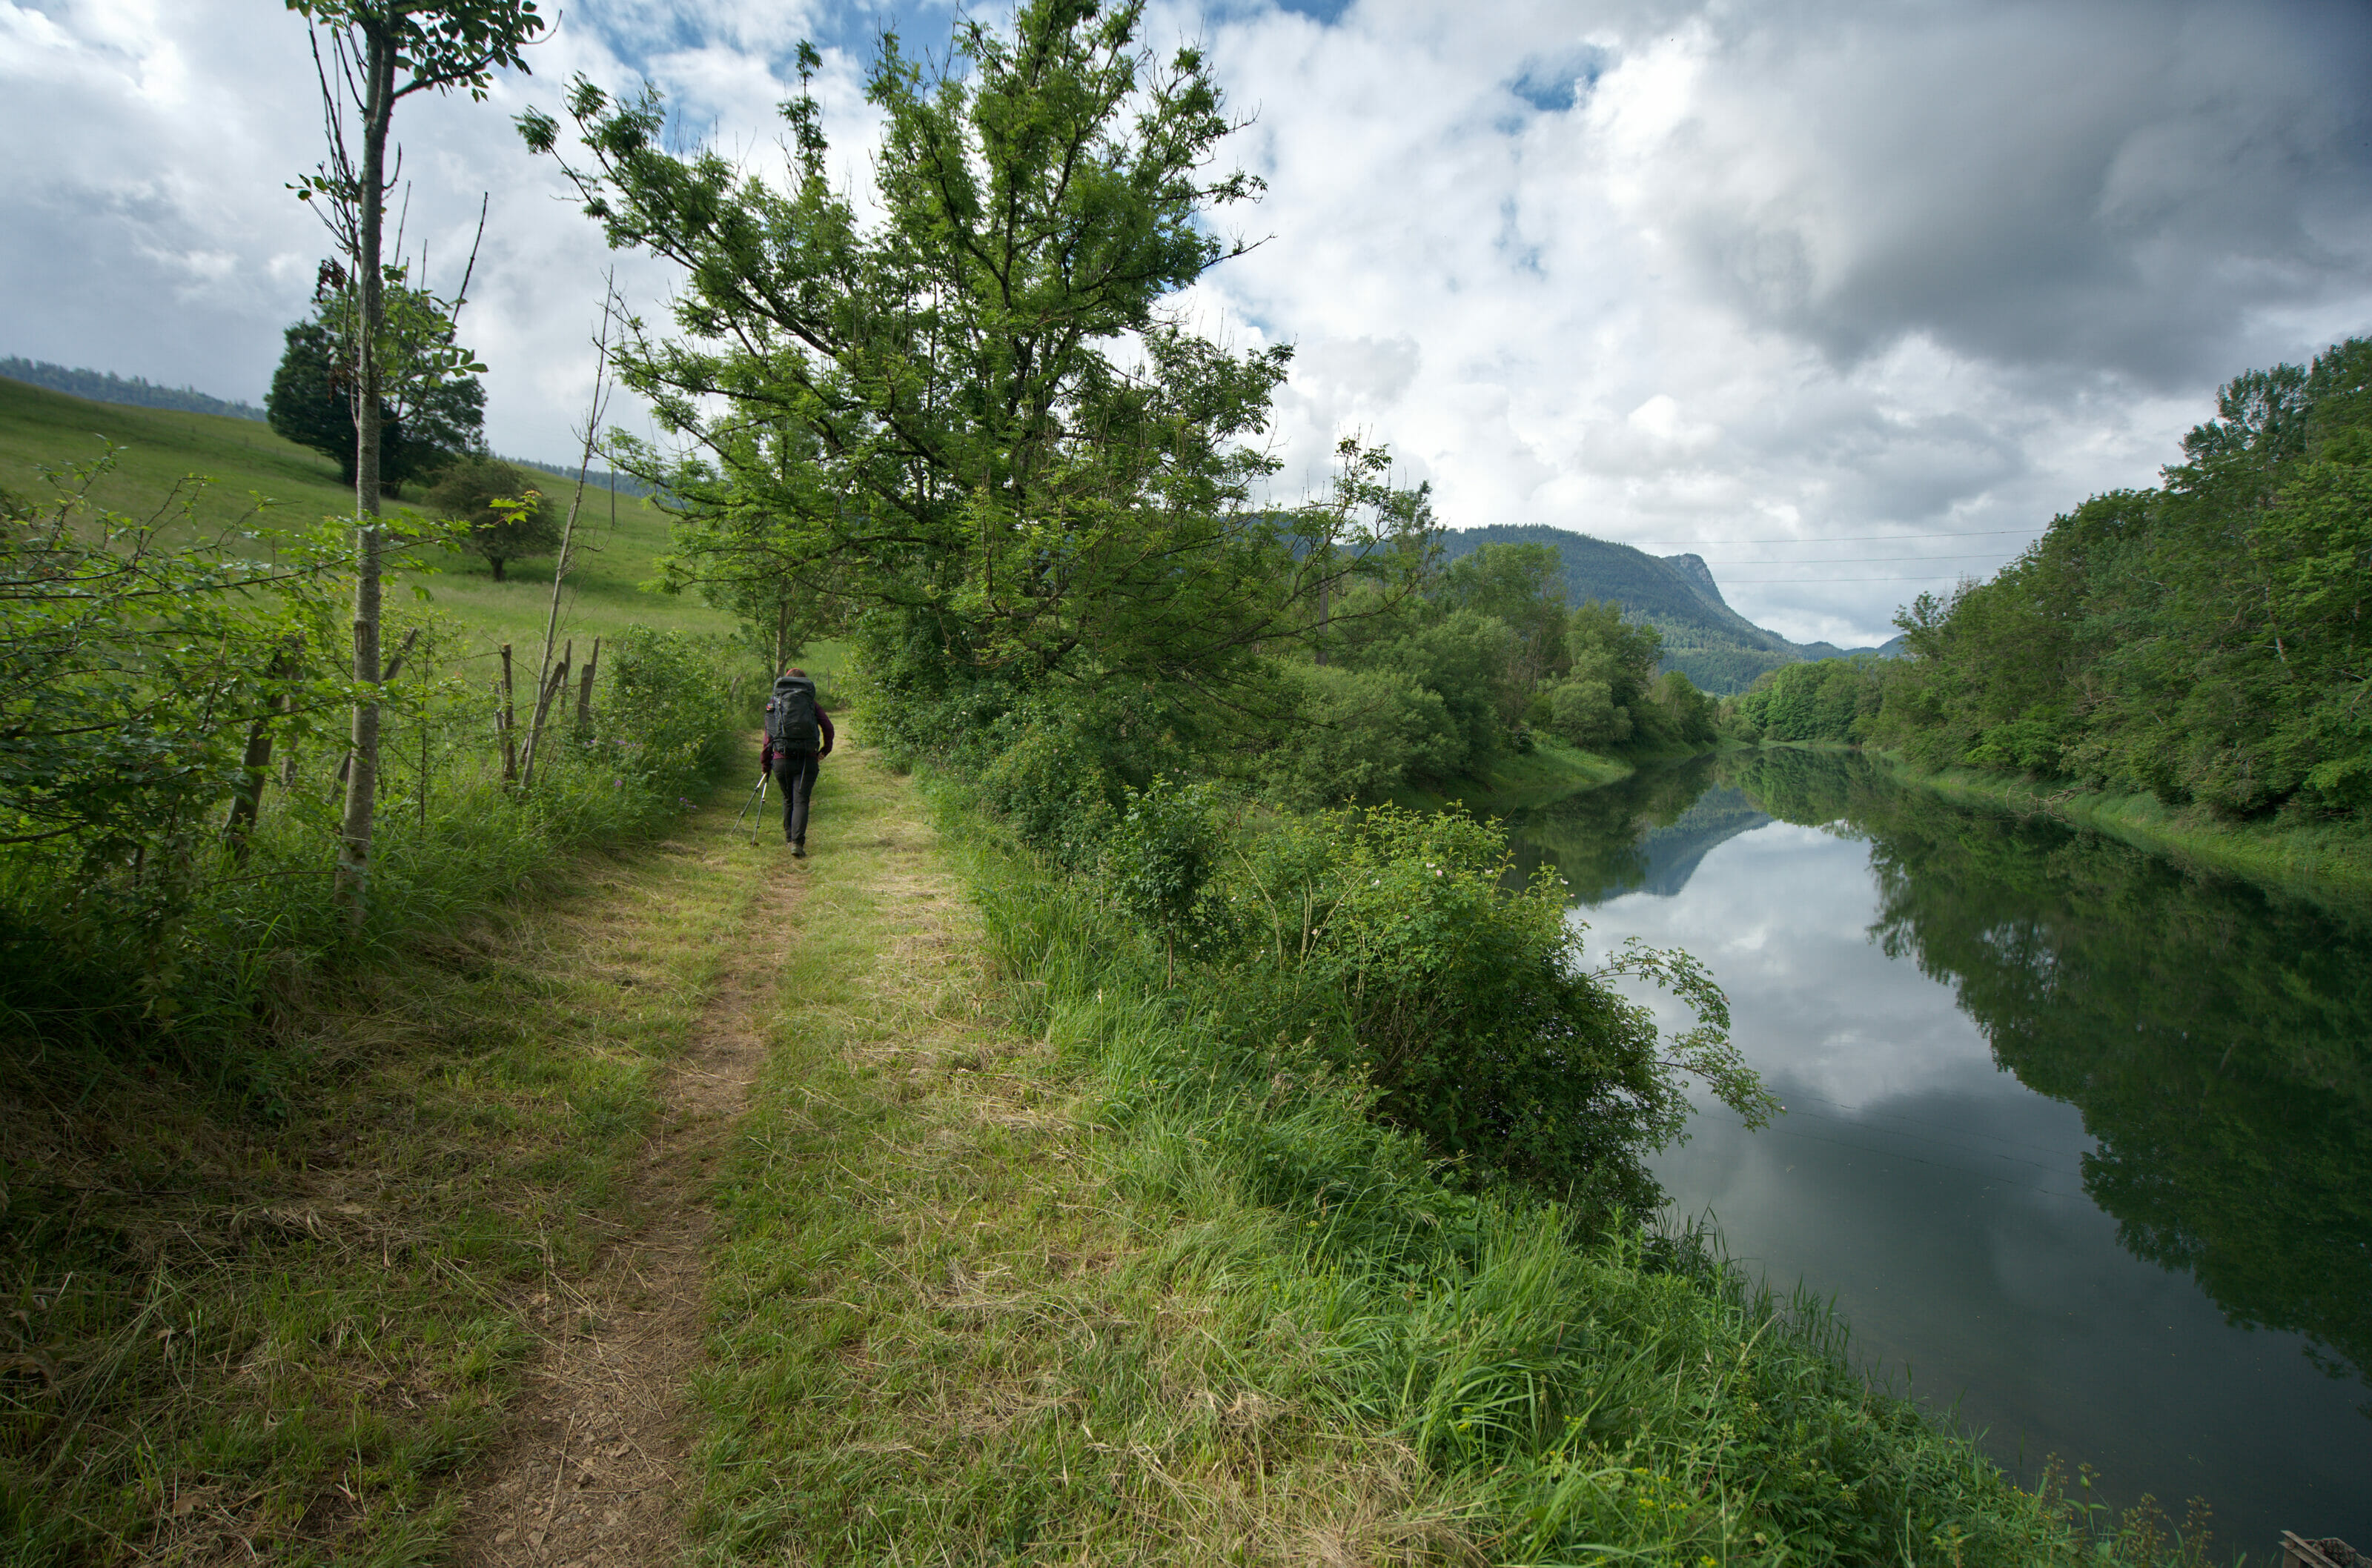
{"left": 764, "top": 674, "right": 821, "bottom": 751}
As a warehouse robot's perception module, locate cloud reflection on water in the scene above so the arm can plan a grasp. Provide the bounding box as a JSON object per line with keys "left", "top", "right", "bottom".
{"left": 1555, "top": 812, "right": 2372, "bottom": 1554}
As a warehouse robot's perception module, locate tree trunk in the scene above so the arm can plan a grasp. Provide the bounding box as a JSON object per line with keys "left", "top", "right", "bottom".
{"left": 334, "top": 24, "right": 397, "bottom": 929}
{"left": 491, "top": 557, "right": 506, "bottom": 582}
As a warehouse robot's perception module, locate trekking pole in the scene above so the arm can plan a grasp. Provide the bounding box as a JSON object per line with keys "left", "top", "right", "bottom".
{"left": 732, "top": 768, "right": 769, "bottom": 840}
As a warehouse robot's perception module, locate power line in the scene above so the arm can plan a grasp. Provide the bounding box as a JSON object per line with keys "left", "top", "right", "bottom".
{"left": 1723, "top": 575, "right": 1972, "bottom": 584}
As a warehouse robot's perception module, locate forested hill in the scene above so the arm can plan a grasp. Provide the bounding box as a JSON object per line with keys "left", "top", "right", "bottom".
{"left": 1439, "top": 523, "right": 1881, "bottom": 693}
{"left": 1730, "top": 334, "right": 2372, "bottom": 835}
{"left": 1, "top": 357, "right": 265, "bottom": 422}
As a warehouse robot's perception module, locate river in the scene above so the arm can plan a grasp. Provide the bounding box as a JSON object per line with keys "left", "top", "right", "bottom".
{"left": 1502, "top": 749, "right": 2372, "bottom": 1560}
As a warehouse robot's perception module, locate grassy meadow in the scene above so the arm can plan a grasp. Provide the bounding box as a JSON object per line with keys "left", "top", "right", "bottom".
{"left": 0, "top": 375, "right": 766, "bottom": 687}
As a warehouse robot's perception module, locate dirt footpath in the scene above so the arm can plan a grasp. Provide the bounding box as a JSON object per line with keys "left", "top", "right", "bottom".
{"left": 448, "top": 846, "right": 798, "bottom": 1565}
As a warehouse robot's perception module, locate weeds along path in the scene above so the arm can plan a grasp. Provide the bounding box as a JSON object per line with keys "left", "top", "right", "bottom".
{"left": 450, "top": 786, "right": 797, "bottom": 1564}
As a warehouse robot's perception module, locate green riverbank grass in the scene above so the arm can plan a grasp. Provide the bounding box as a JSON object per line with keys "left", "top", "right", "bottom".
{"left": 0, "top": 774, "right": 758, "bottom": 1563}
{"left": 1869, "top": 755, "right": 2372, "bottom": 901}
{"left": 1392, "top": 735, "right": 1637, "bottom": 816}
{"left": 691, "top": 738, "right": 2216, "bottom": 1567}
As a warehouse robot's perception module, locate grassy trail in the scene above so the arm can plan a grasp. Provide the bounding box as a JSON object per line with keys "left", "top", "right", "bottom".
{"left": 447, "top": 803, "right": 794, "bottom": 1562}
{"left": 673, "top": 742, "right": 1456, "bottom": 1564}
{"left": 419, "top": 734, "right": 1445, "bottom": 1564}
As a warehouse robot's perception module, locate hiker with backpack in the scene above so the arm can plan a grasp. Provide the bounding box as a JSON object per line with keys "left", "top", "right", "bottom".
{"left": 759, "top": 666, "right": 835, "bottom": 857}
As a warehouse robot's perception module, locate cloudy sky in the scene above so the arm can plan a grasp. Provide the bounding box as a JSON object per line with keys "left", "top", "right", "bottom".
{"left": 4, "top": 0, "right": 2368, "bottom": 645}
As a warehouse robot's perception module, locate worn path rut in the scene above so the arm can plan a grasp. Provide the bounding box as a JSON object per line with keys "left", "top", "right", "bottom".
{"left": 448, "top": 831, "right": 800, "bottom": 1566}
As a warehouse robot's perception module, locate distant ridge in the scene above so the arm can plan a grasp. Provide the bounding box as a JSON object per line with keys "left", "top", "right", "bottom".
{"left": 1439, "top": 523, "right": 1896, "bottom": 694}
{"left": 1, "top": 356, "right": 265, "bottom": 423}
{"left": 502, "top": 454, "right": 660, "bottom": 502}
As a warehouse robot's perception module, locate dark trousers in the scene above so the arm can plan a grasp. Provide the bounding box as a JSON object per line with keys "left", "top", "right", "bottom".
{"left": 774, "top": 750, "right": 820, "bottom": 842}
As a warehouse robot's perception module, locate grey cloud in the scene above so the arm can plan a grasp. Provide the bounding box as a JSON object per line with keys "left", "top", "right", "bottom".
{"left": 1627, "top": 0, "right": 2372, "bottom": 382}
{"left": 6, "top": 0, "right": 2365, "bottom": 645}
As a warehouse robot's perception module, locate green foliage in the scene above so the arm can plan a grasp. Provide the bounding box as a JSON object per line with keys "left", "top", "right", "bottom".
{"left": 0, "top": 512, "right": 743, "bottom": 1080}
{"left": 1651, "top": 668, "right": 1718, "bottom": 744}
{"left": 1104, "top": 774, "right": 1225, "bottom": 978}
{"left": 966, "top": 796, "right": 2206, "bottom": 1567}
{"left": 1729, "top": 656, "right": 1882, "bottom": 744}
{"left": 1437, "top": 541, "right": 1568, "bottom": 688}
{"left": 598, "top": 625, "right": 742, "bottom": 785}
{"left": 1255, "top": 661, "right": 1455, "bottom": 808}
{"left": 0, "top": 452, "right": 355, "bottom": 868}
{"left": 283, "top": 0, "right": 545, "bottom": 96}
{"left": 427, "top": 454, "right": 557, "bottom": 579}
{"left": 1370, "top": 608, "right": 1520, "bottom": 774}
{"left": 1537, "top": 599, "right": 1703, "bottom": 751}
{"left": 1548, "top": 675, "right": 1629, "bottom": 746}
{"left": 1216, "top": 804, "right": 1771, "bottom": 1208}
{"left": 526, "top": 1, "right": 1428, "bottom": 720}
{"left": 953, "top": 733, "right": 1772, "bottom": 1212}
{"left": 1859, "top": 336, "right": 2372, "bottom": 822}
{"left": 1440, "top": 523, "right": 1818, "bottom": 696}
{"left": 264, "top": 295, "right": 485, "bottom": 494}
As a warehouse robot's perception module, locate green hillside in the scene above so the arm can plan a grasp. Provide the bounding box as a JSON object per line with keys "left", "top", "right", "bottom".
{"left": 0, "top": 375, "right": 746, "bottom": 674}
{"left": 1440, "top": 523, "right": 1815, "bottom": 693}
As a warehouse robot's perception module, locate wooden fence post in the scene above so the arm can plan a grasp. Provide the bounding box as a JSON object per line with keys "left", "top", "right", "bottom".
{"left": 224, "top": 637, "right": 301, "bottom": 863}
{"left": 520, "top": 640, "right": 571, "bottom": 791}
{"left": 575, "top": 637, "right": 599, "bottom": 732}
{"left": 500, "top": 642, "right": 519, "bottom": 783}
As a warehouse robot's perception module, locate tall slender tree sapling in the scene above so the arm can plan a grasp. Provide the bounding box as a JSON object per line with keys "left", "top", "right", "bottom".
{"left": 285, "top": 0, "right": 543, "bottom": 926}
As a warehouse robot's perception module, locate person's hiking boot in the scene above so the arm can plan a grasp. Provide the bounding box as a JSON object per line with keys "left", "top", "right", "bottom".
{"left": 792, "top": 840, "right": 806, "bottom": 858}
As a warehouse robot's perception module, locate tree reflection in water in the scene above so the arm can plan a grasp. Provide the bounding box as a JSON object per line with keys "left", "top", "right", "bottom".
{"left": 1520, "top": 747, "right": 2372, "bottom": 1400}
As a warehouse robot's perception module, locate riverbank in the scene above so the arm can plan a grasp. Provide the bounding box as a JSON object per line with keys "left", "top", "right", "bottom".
{"left": 913, "top": 751, "right": 2207, "bottom": 1567}
{"left": 1866, "top": 754, "right": 2372, "bottom": 901}
{"left": 1394, "top": 732, "right": 1735, "bottom": 817}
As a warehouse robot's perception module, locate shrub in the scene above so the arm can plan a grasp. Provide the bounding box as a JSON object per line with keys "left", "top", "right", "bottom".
{"left": 1257, "top": 662, "right": 1455, "bottom": 807}
{"left": 1547, "top": 677, "right": 1630, "bottom": 748}
{"left": 1213, "top": 805, "right": 1774, "bottom": 1212}
{"left": 429, "top": 454, "right": 560, "bottom": 581}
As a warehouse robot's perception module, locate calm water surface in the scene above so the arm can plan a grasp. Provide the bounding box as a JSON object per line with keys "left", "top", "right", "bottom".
{"left": 1504, "top": 751, "right": 2372, "bottom": 1558}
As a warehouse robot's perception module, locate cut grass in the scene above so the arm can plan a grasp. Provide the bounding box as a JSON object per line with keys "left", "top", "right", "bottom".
{"left": 0, "top": 785, "right": 758, "bottom": 1564}
{"left": 692, "top": 742, "right": 1473, "bottom": 1564}
{"left": 0, "top": 375, "right": 765, "bottom": 682}
{"left": 0, "top": 376, "right": 353, "bottom": 531}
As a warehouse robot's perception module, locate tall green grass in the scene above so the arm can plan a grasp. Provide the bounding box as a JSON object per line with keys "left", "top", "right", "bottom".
{"left": 0, "top": 623, "right": 758, "bottom": 1564}
{"left": 947, "top": 797, "right": 2224, "bottom": 1567}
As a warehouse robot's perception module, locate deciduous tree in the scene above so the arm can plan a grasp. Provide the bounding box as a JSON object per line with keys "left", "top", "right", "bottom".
{"left": 428, "top": 455, "right": 554, "bottom": 580}
{"left": 522, "top": 0, "right": 1427, "bottom": 727}
{"left": 265, "top": 303, "right": 484, "bottom": 492}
